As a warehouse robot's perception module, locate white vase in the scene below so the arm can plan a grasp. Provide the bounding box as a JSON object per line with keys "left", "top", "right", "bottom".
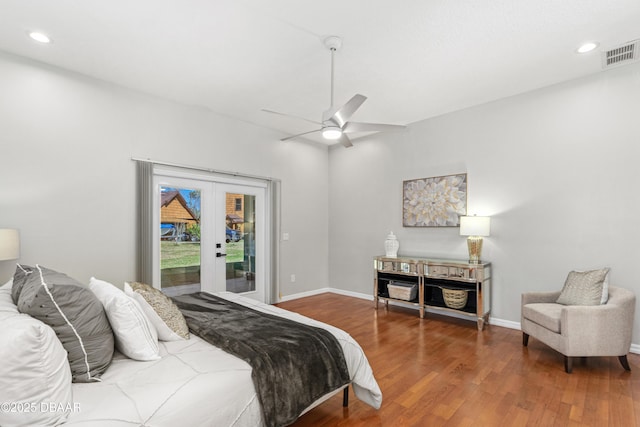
{"left": 384, "top": 232, "right": 399, "bottom": 257}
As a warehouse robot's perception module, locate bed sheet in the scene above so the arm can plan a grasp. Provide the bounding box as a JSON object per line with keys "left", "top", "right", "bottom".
{"left": 63, "top": 292, "right": 381, "bottom": 426}
{"left": 63, "top": 334, "right": 262, "bottom": 426}
{"left": 219, "top": 292, "right": 383, "bottom": 410}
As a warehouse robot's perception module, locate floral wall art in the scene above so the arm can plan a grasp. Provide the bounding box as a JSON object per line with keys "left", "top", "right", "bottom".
{"left": 402, "top": 173, "right": 467, "bottom": 227}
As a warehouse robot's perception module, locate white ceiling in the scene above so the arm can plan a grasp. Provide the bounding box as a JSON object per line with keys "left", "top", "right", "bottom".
{"left": 1, "top": 0, "right": 639, "bottom": 145}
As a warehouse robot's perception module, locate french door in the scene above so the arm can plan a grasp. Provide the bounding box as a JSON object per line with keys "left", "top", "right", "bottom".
{"left": 152, "top": 171, "right": 267, "bottom": 302}
{"left": 214, "top": 182, "right": 265, "bottom": 302}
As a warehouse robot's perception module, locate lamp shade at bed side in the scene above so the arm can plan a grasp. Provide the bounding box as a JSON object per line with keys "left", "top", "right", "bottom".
{"left": 0, "top": 229, "right": 20, "bottom": 261}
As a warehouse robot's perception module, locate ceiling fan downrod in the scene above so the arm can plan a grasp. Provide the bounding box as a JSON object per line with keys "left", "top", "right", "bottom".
{"left": 324, "top": 36, "right": 342, "bottom": 109}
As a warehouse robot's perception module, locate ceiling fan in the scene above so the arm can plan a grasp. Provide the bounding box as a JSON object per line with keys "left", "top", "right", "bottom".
{"left": 262, "top": 36, "right": 406, "bottom": 147}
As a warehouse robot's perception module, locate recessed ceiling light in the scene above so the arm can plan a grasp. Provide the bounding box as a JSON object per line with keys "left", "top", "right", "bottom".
{"left": 576, "top": 41, "right": 598, "bottom": 54}
{"left": 28, "top": 31, "right": 52, "bottom": 44}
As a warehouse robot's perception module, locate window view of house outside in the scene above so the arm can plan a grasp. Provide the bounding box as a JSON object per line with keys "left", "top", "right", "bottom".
{"left": 160, "top": 187, "right": 201, "bottom": 295}
{"left": 225, "top": 192, "right": 255, "bottom": 293}
{"left": 159, "top": 187, "right": 253, "bottom": 296}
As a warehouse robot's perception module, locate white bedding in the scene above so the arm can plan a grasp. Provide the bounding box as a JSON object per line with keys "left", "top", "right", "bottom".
{"left": 63, "top": 292, "right": 382, "bottom": 426}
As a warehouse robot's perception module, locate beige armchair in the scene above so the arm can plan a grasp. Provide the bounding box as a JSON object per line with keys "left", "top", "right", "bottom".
{"left": 521, "top": 286, "right": 635, "bottom": 373}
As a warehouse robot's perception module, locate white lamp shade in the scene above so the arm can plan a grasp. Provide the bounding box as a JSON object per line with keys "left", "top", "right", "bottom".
{"left": 0, "top": 229, "right": 20, "bottom": 261}
{"left": 459, "top": 216, "right": 490, "bottom": 237}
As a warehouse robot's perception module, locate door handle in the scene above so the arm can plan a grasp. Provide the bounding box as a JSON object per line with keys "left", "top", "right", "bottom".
{"left": 216, "top": 252, "right": 227, "bottom": 258}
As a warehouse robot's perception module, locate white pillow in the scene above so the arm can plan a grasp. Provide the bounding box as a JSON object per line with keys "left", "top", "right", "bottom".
{"left": 89, "top": 277, "right": 160, "bottom": 361}
{"left": 0, "top": 279, "right": 18, "bottom": 313}
{"left": 124, "top": 282, "right": 188, "bottom": 341}
{"left": 0, "top": 310, "right": 73, "bottom": 427}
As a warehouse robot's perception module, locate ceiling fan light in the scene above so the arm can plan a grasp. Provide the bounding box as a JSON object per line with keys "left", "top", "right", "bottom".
{"left": 322, "top": 126, "right": 342, "bottom": 140}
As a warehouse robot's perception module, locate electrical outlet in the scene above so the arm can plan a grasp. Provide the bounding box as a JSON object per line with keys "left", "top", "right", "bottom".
{"left": 282, "top": 232, "right": 290, "bottom": 241}
{"left": 290, "top": 274, "right": 296, "bottom": 282}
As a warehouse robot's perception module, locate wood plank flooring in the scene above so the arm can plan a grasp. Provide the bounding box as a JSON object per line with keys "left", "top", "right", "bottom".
{"left": 276, "top": 293, "right": 640, "bottom": 427}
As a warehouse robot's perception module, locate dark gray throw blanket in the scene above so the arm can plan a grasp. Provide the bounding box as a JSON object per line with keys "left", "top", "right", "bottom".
{"left": 171, "top": 292, "right": 350, "bottom": 427}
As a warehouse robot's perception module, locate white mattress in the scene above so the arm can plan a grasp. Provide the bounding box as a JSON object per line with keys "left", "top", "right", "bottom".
{"left": 63, "top": 292, "right": 382, "bottom": 426}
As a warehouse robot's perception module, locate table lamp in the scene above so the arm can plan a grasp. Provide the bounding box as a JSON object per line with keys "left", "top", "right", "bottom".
{"left": 459, "top": 216, "right": 490, "bottom": 264}
{"left": 0, "top": 229, "right": 20, "bottom": 261}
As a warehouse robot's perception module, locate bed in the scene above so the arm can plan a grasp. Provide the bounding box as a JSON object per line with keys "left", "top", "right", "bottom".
{"left": 0, "top": 270, "right": 382, "bottom": 427}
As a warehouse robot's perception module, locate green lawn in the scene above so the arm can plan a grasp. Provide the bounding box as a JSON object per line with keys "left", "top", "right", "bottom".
{"left": 225, "top": 241, "right": 244, "bottom": 263}
{"left": 161, "top": 241, "right": 244, "bottom": 269}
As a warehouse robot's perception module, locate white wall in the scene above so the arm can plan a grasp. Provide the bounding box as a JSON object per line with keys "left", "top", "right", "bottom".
{"left": 329, "top": 62, "right": 640, "bottom": 341}
{"left": 0, "top": 51, "right": 329, "bottom": 297}
{"left": 3, "top": 48, "right": 640, "bottom": 343}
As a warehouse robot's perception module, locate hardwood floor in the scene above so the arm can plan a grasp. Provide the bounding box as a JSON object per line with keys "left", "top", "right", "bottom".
{"left": 276, "top": 293, "right": 640, "bottom": 427}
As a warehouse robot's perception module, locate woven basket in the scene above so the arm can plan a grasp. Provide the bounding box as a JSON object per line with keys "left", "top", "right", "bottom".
{"left": 441, "top": 288, "right": 468, "bottom": 309}
{"left": 388, "top": 283, "right": 417, "bottom": 301}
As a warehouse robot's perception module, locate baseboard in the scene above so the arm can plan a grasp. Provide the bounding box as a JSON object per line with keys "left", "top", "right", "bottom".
{"left": 278, "top": 288, "right": 640, "bottom": 354}
{"left": 327, "top": 288, "right": 374, "bottom": 301}
{"left": 489, "top": 318, "right": 520, "bottom": 330}
{"left": 278, "top": 288, "right": 332, "bottom": 302}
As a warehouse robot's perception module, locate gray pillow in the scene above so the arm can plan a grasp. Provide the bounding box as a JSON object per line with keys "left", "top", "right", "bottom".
{"left": 15, "top": 264, "right": 114, "bottom": 382}
{"left": 11, "top": 263, "right": 33, "bottom": 304}
{"left": 556, "top": 268, "right": 610, "bottom": 306}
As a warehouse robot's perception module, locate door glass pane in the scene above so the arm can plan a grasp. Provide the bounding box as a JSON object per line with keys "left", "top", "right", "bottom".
{"left": 160, "top": 186, "right": 201, "bottom": 296}
{"left": 225, "top": 192, "right": 255, "bottom": 293}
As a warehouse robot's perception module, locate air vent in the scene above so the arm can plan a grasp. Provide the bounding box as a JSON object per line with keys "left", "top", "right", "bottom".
{"left": 602, "top": 40, "right": 639, "bottom": 69}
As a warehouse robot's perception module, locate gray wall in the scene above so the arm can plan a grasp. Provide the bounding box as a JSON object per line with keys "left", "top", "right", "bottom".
{"left": 3, "top": 48, "right": 640, "bottom": 344}
{"left": 329, "top": 61, "right": 640, "bottom": 341}
{"left": 0, "top": 51, "right": 329, "bottom": 296}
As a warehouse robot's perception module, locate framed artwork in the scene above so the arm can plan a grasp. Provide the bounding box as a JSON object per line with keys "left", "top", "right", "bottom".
{"left": 403, "top": 173, "right": 467, "bottom": 227}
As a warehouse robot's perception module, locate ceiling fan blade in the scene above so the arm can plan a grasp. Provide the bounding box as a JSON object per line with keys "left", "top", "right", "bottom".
{"left": 262, "top": 109, "right": 322, "bottom": 126}
{"left": 331, "top": 94, "right": 367, "bottom": 128}
{"left": 338, "top": 133, "right": 353, "bottom": 148}
{"left": 343, "top": 122, "right": 407, "bottom": 133}
{"left": 280, "top": 128, "right": 322, "bottom": 141}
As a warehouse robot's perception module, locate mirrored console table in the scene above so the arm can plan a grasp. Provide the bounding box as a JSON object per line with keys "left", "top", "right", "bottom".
{"left": 374, "top": 255, "right": 492, "bottom": 331}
